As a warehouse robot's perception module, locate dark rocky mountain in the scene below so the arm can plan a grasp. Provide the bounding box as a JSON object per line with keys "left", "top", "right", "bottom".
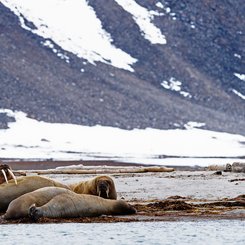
{"left": 0, "top": 0, "right": 244, "bottom": 135}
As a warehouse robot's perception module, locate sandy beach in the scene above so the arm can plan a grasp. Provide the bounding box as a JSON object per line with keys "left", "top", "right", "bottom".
{"left": 0, "top": 160, "right": 244, "bottom": 224}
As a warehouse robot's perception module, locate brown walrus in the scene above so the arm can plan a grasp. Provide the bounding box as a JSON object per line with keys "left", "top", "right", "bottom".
{"left": 28, "top": 191, "right": 136, "bottom": 221}
{"left": 0, "top": 176, "right": 70, "bottom": 212}
{"left": 4, "top": 187, "right": 72, "bottom": 219}
{"left": 0, "top": 164, "right": 17, "bottom": 185}
{"left": 69, "top": 175, "right": 117, "bottom": 199}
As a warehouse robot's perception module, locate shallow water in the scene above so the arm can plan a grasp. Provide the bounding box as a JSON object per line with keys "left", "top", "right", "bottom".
{"left": 1, "top": 220, "right": 244, "bottom": 245}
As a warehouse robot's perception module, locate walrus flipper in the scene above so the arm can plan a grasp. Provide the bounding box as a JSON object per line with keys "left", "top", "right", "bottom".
{"left": 29, "top": 204, "right": 43, "bottom": 222}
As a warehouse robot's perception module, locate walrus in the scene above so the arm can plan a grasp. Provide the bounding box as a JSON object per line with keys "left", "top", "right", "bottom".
{"left": 229, "top": 162, "right": 245, "bottom": 173}
{"left": 69, "top": 175, "right": 117, "bottom": 199}
{"left": 0, "top": 176, "right": 70, "bottom": 211}
{"left": 4, "top": 187, "right": 72, "bottom": 219}
{"left": 28, "top": 191, "right": 136, "bottom": 221}
{"left": 0, "top": 164, "right": 17, "bottom": 185}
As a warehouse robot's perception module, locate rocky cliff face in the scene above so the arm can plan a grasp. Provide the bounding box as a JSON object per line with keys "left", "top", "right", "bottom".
{"left": 0, "top": 0, "right": 244, "bottom": 134}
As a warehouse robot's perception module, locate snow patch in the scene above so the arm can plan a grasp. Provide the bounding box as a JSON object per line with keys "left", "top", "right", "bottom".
{"left": 234, "top": 53, "right": 242, "bottom": 59}
{"left": 155, "top": 2, "right": 164, "bottom": 9}
{"left": 234, "top": 73, "right": 245, "bottom": 82}
{"left": 1, "top": 0, "right": 137, "bottom": 71}
{"left": 190, "top": 22, "right": 196, "bottom": 29}
{"left": 157, "top": 3, "right": 177, "bottom": 21}
{"left": 161, "top": 77, "right": 192, "bottom": 98}
{"left": 114, "top": 0, "right": 167, "bottom": 44}
{"left": 42, "top": 40, "right": 70, "bottom": 63}
{"left": 184, "top": 122, "right": 206, "bottom": 130}
{"left": 232, "top": 89, "right": 245, "bottom": 100}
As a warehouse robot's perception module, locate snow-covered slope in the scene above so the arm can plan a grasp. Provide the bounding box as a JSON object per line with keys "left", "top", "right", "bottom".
{"left": 2, "top": 0, "right": 138, "bottom": 71}
{"left": 2, "top": 0, "right": 167, "bottom": 71}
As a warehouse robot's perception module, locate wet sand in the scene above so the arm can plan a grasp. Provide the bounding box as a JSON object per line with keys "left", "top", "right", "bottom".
{"left": 0, "top": 160, "right": 244, "bottom": 224}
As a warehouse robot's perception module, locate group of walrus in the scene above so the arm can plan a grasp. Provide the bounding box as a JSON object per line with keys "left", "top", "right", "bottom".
{"left": 0, "top": 164, "right": 136, "bottom": 221}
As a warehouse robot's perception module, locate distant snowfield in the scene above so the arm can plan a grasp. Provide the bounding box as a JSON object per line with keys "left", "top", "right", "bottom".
{"left": 0, "top": 109, "right": 245, "bottom": 167}
{"left": 2, "top": 0, "right": 166, "bottom": 71}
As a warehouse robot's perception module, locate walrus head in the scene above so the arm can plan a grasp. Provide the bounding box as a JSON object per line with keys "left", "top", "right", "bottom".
{"left": 0, "top": 164, "right": 17, "bottom": 185}
{"left": 95, "top": 176, "right": 114, "bottom": 199}
{"left": 225, "top": 163, "right": 232, "bottom": 172}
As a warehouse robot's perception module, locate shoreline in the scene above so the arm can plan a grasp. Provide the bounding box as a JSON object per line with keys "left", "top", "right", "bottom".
{"left": 2, "top": 159, "right": 205, "bottom": 171}
{"left": 2, "top": 160, "right": 152, "bottom": 170}
{"left": 1, "top": 196, "right": 244, "bottom": 224}
{"left": 0, "top": 162, "right": 244, "bottom": 224}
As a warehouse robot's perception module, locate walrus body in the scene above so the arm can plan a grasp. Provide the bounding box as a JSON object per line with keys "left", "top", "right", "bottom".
{"left": 0, "top": 176, "right": 70, "bottom": 211}
{"left": 69, "top": 175, "right": 117, "bottom": 199}
{"left": 4, "top": 187, "right": 72, "bottom": 219}
{"left": 29, "top": 191, "right": 136, "bottom": 220}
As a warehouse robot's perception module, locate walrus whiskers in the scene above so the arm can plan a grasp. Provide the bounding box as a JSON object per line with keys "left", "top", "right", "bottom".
{"left": 69, "top": 175, "right": 117, "bottom": 200}
{"left": 1, "top": 169, "right": 8, "bottom": 184}
{"left": 7, "top": 169, "right": 17, "bottom": 185}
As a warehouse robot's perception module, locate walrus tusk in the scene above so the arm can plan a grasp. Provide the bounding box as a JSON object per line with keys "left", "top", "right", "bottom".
{"left": 69, "top": 176, "right": 117, "bottom": 200}
{"left": 8, "top": 169, "right": 18, "bottom": 185}
{"left": 1, "top": 169, "right": 8, "bottom": 184}
{"left": 106, "top": 189, "right": 109, "bottom": 198}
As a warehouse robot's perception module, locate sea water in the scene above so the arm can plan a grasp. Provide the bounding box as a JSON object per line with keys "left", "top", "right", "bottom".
{"left": 0, "top": 220, "right": 244, "bottom": 245}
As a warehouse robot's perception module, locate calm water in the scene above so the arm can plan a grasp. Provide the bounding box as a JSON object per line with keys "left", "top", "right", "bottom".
{"left": 1, "top": 220, "right": 244, "bottom": 245}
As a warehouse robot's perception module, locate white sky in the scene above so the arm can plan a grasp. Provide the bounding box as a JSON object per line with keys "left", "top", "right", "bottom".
{"left": 0, "top": 109, "right": 244, "bottom": 166}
